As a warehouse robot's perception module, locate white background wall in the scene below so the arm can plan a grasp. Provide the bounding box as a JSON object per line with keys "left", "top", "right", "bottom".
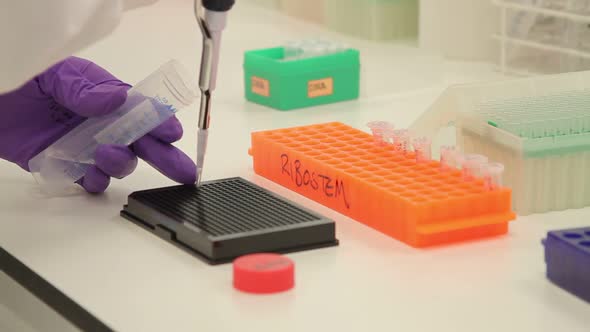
{"left": 420, "top": 0, "right": 499, "bottom": 61}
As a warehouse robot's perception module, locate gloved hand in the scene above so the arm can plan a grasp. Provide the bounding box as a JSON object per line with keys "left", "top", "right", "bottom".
{"left": 0, "top": 57, "right": 196, "bottom": 193}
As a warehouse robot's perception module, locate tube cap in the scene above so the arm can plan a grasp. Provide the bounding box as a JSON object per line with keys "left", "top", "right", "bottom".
{"left": 233, "top": 253, "right": 295, "bottom": 294}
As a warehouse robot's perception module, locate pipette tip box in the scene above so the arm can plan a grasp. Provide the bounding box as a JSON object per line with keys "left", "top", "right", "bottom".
{"left": 543, "top": 227, "right": 590, "bottom": 303}
{"left": 248, "top": 122, "right": 516, "bottom": 248}
{"left": 243, "top": 46, "right": 360, "bottom": 110}
{"left": 411, "top": 71, "right": 590, "bottom": 215}
{"left": 120, "top": 177, "right": 338, "bottom": 264}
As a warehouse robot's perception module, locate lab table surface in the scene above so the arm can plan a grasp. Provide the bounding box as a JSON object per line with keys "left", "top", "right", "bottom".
{"left": 1, "top": 1, "right": 589, "bottom": 331}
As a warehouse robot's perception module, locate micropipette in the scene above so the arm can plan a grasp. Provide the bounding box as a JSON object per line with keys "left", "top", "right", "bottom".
{"left": 194, "top": 0, "right": 235, "bottom": 186}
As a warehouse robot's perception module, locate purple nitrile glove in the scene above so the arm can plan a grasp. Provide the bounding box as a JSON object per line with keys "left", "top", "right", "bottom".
{"left": 0, "top": 56, "right": 196, "bottom": 193}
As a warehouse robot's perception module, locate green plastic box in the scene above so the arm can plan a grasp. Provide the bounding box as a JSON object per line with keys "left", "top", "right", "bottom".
{"left": 243, "top": 47, "right": 360, "bottom": 110}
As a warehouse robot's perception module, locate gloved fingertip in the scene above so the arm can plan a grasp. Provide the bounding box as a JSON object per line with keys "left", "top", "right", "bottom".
{"left": 79, "top": 166, "right": 111, "bottom": 193}
{"left": 134, "top": 136, "right": 196, "bottom": 184}
{"left": 150, "top": 116, "right": 183, "bottom": 143}
{"left": 173, "top": 154, "right": 197, "bottom": 184}
{"left": 95, "top": 144, "right": 138, "bottom": 179}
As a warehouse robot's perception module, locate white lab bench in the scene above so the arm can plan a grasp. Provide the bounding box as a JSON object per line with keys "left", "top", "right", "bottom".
{"left": 1, "top": 0, "right": 589, "bottom": 331}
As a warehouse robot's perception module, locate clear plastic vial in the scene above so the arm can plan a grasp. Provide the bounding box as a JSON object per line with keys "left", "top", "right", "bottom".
{"left": 412, "top": 137, "right": 432, "bottom": 163}
{"left": 482, "top": 162, "right": 505, "bottom": 190}
{"left": 461, "top": 154, "right": 489, "bottom": 180}
{"left": 440, "top": 145, "right": 456, "bottom": 171}
{"left": 392, "top": 129, "right": 411, "bottom": 153}
{"left": 367, "top": 121, "right": 394, "bottom": 146}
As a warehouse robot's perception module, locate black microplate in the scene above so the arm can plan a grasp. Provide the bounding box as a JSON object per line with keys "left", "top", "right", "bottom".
{"left": 121, "top": 177, "right": 338, "bottom": 264}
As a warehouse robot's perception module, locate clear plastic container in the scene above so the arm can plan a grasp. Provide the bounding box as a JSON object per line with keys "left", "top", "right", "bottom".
{"left": 410, "top": 69, "right": 590, "bottom": 215}
{"left": 323, "top": 0, "right": 418, "bottom": 40}
{"left": 504, "top": 0, "right": 590, "bottom": 15}
{"left": 495, "top": 0, "right": 590, "bottom": 74}
{"left": 502, "top": 45, "right": 590, "bottom": 75}
{"left": 28, "top": 60, "right": 198, "bottom": 195}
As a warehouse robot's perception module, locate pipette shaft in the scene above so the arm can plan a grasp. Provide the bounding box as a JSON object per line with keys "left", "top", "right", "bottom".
{"left": 194, "top": 0, "right": 234, "bottom": 185}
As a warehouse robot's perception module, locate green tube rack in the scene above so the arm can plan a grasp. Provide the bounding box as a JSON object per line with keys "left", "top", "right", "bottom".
{"left": 243, "top": 47, "right": 360, "bottom": 110}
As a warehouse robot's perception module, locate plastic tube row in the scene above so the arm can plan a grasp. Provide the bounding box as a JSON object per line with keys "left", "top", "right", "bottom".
{"left": 282, "top": 39, "right": 349, "bottom": 61}
{"left": 440, "top": 146, "right": 505, "bottom": 190}
{"left": 367, "top": 121, "right": 504, "bottom": 191}
{"left": 368, "top": 121, "right": 431, "bottom": 161}
{"left": 367, "top": 121, "right": 416, "bottom": 155}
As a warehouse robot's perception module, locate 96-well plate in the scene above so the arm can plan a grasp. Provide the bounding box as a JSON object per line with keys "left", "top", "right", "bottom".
{"left": 121, "top": 177, "right": 338, "bottom": 264}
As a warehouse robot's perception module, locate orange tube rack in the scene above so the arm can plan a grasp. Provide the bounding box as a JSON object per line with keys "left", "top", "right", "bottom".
{"left": 248, "top": 122, "right": 516, "bottom": 247}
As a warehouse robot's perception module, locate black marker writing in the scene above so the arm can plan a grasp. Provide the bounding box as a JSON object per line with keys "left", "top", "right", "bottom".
{"left": 280, "top": 153, "right": 350, "bottom": 209}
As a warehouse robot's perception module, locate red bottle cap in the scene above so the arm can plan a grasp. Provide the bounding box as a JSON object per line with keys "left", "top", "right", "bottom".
{"left": 233, "top": 253, "right": 295, "bottom": 294}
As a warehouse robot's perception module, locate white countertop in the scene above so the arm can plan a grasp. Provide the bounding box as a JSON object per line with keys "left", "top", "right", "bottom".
{"left": 1, "top": 0, "right": 589, "bottom": 331}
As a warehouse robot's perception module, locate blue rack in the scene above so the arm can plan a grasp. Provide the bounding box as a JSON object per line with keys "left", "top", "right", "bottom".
{"left": 543, "top": 227, "right": 590, "bottom": 303}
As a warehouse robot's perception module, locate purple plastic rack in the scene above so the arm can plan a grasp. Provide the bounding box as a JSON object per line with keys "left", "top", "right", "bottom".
{"left": 543, "top": 227, "right": 590, "bottom": 303}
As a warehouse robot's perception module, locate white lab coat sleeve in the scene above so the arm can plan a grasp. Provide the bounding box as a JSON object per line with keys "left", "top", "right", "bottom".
{"left": 0, "top": 0, "right": 158, "bottom": 93}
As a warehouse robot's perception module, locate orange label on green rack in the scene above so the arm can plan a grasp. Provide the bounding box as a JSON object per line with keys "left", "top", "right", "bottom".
{"left": 251, "top": 76, "right": 270, "bottom": 97}
{"left": 308, "top": 77, "right": 333, "bottom": 98}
